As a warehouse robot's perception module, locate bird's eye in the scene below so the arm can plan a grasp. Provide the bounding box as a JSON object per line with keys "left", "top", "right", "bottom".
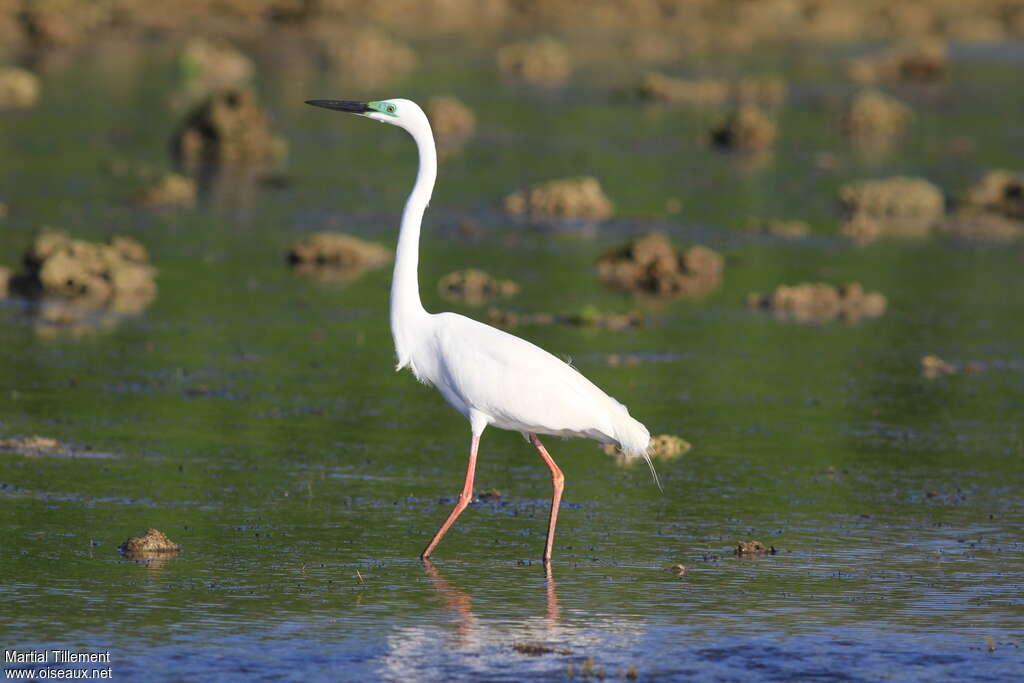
{"left": 387, "top": 105, "right": 396, "bottom": 113}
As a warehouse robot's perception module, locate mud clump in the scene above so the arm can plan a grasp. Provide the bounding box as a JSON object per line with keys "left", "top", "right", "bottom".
{"left": 438, "top": 269, "right": 518, "bottom": 306}
{"left": 132, "top": 172, "right": 197, "bottom": 208}
{"left": 0, "top": 66, "right": 40, "bottom": 110}
{"left": 0, "top": 266, "right": 10, "bottom": 297}
{"left": 504, "top": 176, "right": 613, "bottom": 225}
{"left": 9, "top": 228, "right": 157, "bottom": 312}
{"left": 605, "top": 433, "right": 690, "bottom": 460}
{"left": 839, "top": 177, "right": 944, "bottom": 241}
{"left": 317, "top": 27, "right": 416, "bottom": 86}
{"left": 487, "top": 307, "right": 642, "bottom": 331}
{"left": 735, "top": 540, "right": 776, "bottom": 556}
{"left": 921, "top": 354, "right": 957, "bottom": 379}
{"left": 179, "top": 38, "right": 254, "bottom": 91}
{"left": 962, "top": 170, "right": 1024, "bottom": 220}
{"left": 844, "top": 90, "right": 912, "bottom": 144}
{"left": 748, "top": 282, "right": 886, "bottom": 323}
{"left": 475, "top": 488, "right": 502, "bottom": 502}
{"left": 636, "top": 73, "right": 729, "bottom": 106}
{"left": 498, "top": 37, "right": 571, "bottom": 89}
{"left": 597, "top": 232, "right": 723, "bottom": 300}
{"left": 172, "top": 88, "right": 280, "bottom": 171}
{"left": 119, "top": 528, "right": 179, "bottom": 556}
{"left": 636, "top": 73, "right": 785, "bottom": 108}
{"left": 0, "top": 435, "right": 63, "bottom": 455}
{"left": 939, "top": 209, "right": 1023, "bottom": 243}
{"left": 426, "top": 95, "right": 476, "bottom": 152}
{"left": 711, "top": 105, "right": 776, "bottom": 154}
{"left": 938, "top": 170, "right": 1024, "bottom": 242}
{"left": 288, "top": 232, "right": 392, "bottom": 283}
{"left": 666, "top": 563, "right": 688, "bottom": 576}
{"left": 848, "top": 40, "right": 949, "bottom": 84}
{"left": 649, "top": 434, "right": 691, "bottom": 459}
{"left": 748, "top": 218, "right": 810, "bottom": 238}
{"left": 921, "top": 354, "right": 981, "bottom": 379}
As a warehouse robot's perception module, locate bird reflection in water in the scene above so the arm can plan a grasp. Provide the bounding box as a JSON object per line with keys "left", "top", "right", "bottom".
{"left": 421, "top": 559, "right": 560, "bottom": 647}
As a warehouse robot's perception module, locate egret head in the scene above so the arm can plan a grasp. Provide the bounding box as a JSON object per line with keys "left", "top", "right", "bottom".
{"left": 305, "top": 98, "right": 427, "bottom": 133}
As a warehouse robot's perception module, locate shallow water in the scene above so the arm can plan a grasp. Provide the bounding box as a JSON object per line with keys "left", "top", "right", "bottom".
{"left": 2, "top": 42, "right": 1024, "bottom": 681}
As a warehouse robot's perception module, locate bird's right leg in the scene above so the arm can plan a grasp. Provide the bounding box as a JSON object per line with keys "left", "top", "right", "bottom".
{"left": 421, "top": 434, "right": 480, "bottom": 560}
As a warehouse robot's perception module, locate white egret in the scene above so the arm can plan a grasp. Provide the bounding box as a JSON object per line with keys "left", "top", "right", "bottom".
{"left": 306, "top": 98, "right": 656, "bottom": 562}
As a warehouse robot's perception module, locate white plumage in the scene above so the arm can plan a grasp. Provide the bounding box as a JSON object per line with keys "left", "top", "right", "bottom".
{"left": 306, "top": 97, "right": 655, "bottom": 562}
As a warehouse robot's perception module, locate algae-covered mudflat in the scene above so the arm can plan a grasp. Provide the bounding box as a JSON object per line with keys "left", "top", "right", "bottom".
{"left": 2, "top": 3, "right": 1024, "bottom": 680}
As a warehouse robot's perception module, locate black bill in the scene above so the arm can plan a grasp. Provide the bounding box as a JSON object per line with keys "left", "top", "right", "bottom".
{"left": 305, "top": 100, "right": 369, "bottom": 113}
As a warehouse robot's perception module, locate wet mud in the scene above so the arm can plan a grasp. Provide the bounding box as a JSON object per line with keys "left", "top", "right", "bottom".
{"left": 438, "top": 269, "right": 518, "bottom": 306}
{"left": 748, "top": 282, "right": 887, "bottom": 322}
{"left": 711, "top": 105, "right": 776, "bottom": 154}
{"left": 172, "top": 88, "right": 283, "bottom": 171}
{"left": 288, "top": 232, "right": 393, "bottom": 284}
{"left": 839, "top": 177, "right": 945, "bottom": 242}
{"left": 4, "top": 229, "right": 157, "bottom": 334}
{"left": 597, "top": 232, "right": 723, "bottom": 301}
{"left": 503, "top": 177, "right": 613, "bottom": 226}
{"left": 0, "top": 66, "right": 40, "bottom": 110}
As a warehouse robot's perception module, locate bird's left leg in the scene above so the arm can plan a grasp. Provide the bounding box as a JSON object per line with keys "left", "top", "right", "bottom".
{"left": 529, "top": 433, "right": 564, "bottom": 563}
{"left": 421, "top": 434, "right": 480, "bottom": 560}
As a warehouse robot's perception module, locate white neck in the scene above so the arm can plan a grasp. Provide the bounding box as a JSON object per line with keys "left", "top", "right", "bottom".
{"left": 390, "top": 115, "right": 436, "bottom": 370}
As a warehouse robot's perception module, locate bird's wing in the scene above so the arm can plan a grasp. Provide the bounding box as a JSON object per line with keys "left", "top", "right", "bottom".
{"left": 429, "top": 313, "right": 620, "bottom": 439}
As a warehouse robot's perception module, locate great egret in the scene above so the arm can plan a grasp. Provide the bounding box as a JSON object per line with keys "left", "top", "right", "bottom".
{"left": 306, "top": 98, "right": 655, "bottom": 562}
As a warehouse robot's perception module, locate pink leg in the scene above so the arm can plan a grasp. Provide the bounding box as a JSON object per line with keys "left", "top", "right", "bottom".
{"left": 421, "top": 435, "right": 480, "bottom": 560}
{"left": 529, "top": 433, "right": 564, "bottom": 563}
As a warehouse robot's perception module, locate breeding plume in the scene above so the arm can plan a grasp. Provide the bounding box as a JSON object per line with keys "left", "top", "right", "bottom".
{"left": 306, "top": 98, "right": 655, "bottom": 562}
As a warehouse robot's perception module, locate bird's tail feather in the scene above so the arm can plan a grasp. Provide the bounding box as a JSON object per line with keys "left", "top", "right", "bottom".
{"left": 611, "top": 404, "right": 661, "bottom": 491}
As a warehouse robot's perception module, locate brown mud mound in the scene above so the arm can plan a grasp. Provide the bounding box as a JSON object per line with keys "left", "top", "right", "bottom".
{"left": 438, "top": 269, "right": 518, "bottom": 306}
{"left": 172, "top": 88, "right": 279, "bottom": 170}
{"left": 0, "top": 66, "right": 40, "bottom": 110}
{"left": 0, "top": 266, "right": 10, "bottom": 296}
{"left": 9, "top": 228, "right": 157, "bottom": 309}
{"left": 748, "top": 282, "right": 886, "bottom": 322}
{"left": 132, "top": 171, "right": 197, "bottom": 208}
{"left": 921, "top": 354, "right": 956, "bottom": 379}
{"left": 426, "top": 95, "right": 476, "bottom": 152}
{"left": 316, "top": 26, "right": 416, "bottom": 86}
{"left": 848, "top": 40, "right": 949, "bottom": 83}
{"left": 288, "top": 232, "right": 392, "bottom": 283}
{"left": 736, "top": 540, "right": 776, "bottom": 556}
{"left": 844, "top": 90, "right": 912, "bottom": 142}
{"left": 747, "top": 218, "right": 810, "bottom": 238}
{"left": 504, "top": 176, "right": 613, "bottom": 225}
{"left": 179, "top": 38, "right": 254, "bottom": 90}
{"left": 604, "top": 433, "right": 690, "bottom": 460}
{"left": 497, "top": 36, "right": 570, "bottom": 88}
{"left": 939, "top": 209, "right": 1023, "bottom": 243}
{"left": 635, "top": 73, "right": 729, "bottom": 106}
{"left": 597, "top": 232, "right": 723, "bottom": 300}
{"left": 962, "top": 170, "right": 1024, "bottom": 220}
{"left": 711, "top": 105, "right": 776, "bottom": 153}
{"left": 0, "top": 435, "right": 63, "bottom": 455}
{"left": 839, "top": 177, "right": 944, "bottom": 240}
{"left": 119, "top": 528, "right": 179, "bottom": 557}
{"left": 936, "top": 170, "right": 1024, "bottom": 242}
{"left": 649, "top": 434, "right": 691, "bottom": 459}
{"left": 487, "top": 307, "right": 642, "bottom": 331}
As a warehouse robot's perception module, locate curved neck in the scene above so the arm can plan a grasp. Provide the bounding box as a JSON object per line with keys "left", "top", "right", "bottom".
{"left": 390, "top": 119, "right": 436, "bottom": 365}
